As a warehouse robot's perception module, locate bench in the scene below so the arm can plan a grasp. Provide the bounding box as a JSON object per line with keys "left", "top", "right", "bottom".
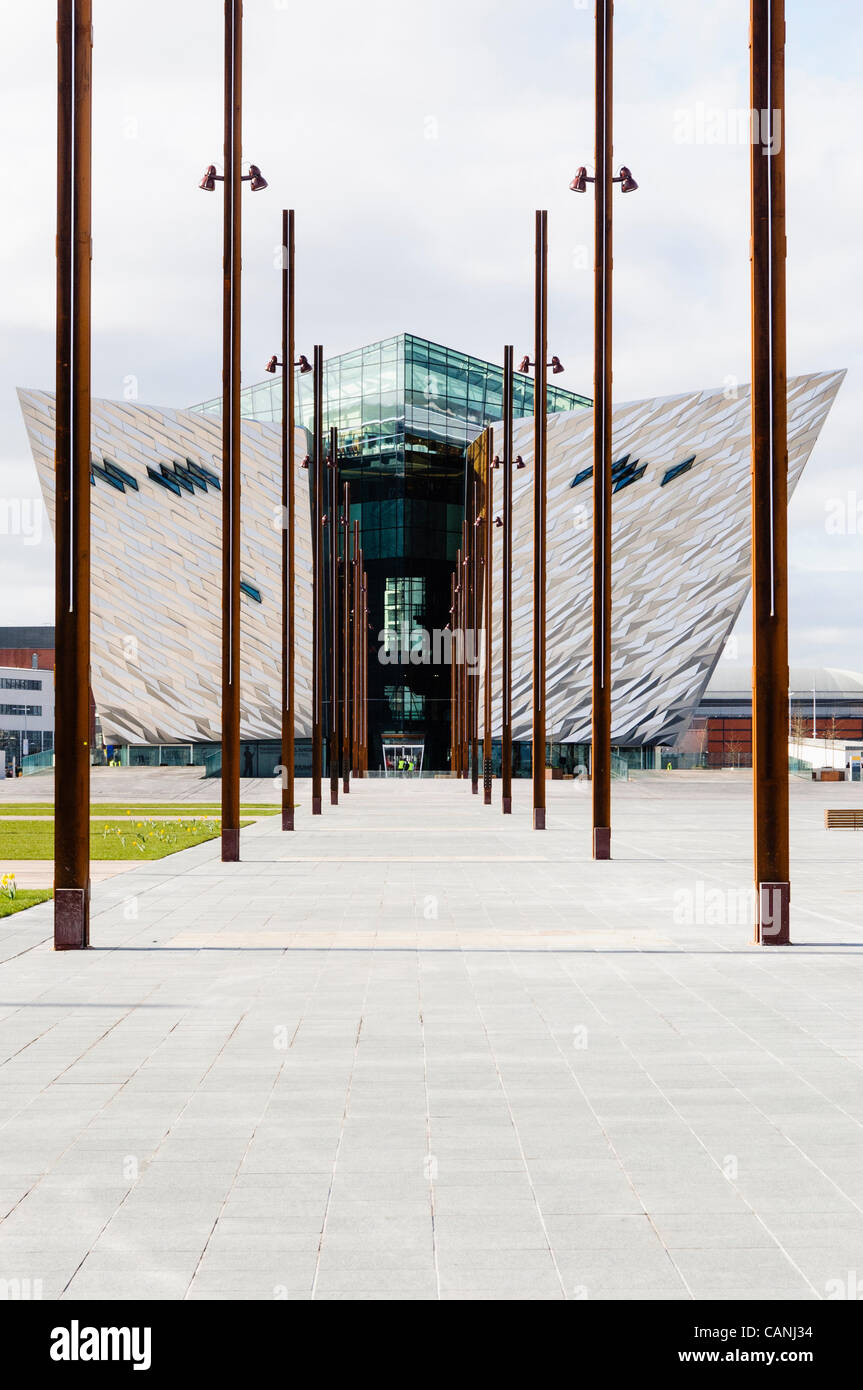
{"left": 825, "top": 809, "right": 863, "bottom": 830}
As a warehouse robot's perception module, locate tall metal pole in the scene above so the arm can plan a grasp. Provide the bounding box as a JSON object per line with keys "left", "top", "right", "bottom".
{"left": 342, "top": 481, "right": 351, "bottom": 794}
{"left": 450, "top": 571, "right": 458, "bottom": 774}
{"left": 501, "top": 346, "right": 514, "bottom": 814}
{"left": 533, "top": 210, "right": 548, "bottom": 831}
{"left": 328, "top": 426, "right": 340, "bottom": 806}
{"left": 591, "top": 0, "right": 613, "bottom": 860}
{"left": 220, "top": 0, "right": 243, "bottom": 861}
{"left": 454, "top": 553, "right": 462, "bottom": 775}
{"left": 311, "top": 344, "right": 324, "bottom": 814}
{"left": 361, "top": 565, "right": 369, "bottom": 773}
{"left": 54, "top": 0, "right": 92, "bottom": 949}
{"left": 483, "top": 429, "right": 494, "bottom": 805}
{"left": 470, "top": 479, "right": 480, "bottom": 795}
{"left": 281, "top": 209, "right": 295, "bottom": 830}
{"left": 460, "top": 522, "right": 469, "bottom": 778}
{"left": 751, "top": 0, "right": 790, "bottom": 944}
{"left": 352, "top": 518, "right": 360, "bottom": 776}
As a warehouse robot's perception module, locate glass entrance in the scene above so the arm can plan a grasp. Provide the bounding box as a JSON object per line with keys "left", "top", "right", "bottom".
{"left": 383, "top": 742, "right": 425, "bottom": 776}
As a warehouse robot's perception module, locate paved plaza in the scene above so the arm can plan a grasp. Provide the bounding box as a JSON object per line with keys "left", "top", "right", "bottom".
{"left": 1, "top": 772, "right": 863, "bottom": 1300}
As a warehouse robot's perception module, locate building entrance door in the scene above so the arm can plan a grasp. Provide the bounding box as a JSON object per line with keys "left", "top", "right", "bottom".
{"left": 383, "top": 742, "right": 425, "bottom": 776}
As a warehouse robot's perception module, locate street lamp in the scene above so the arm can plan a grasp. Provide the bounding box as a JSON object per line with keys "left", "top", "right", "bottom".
{"left": 54, "top": 0, "right": 93, "bottom": 949}
{"left": 199, "top": 162, "right": 269, "bottom": 193}
{"left": 266, "top": 210, "right": 311, "bottom": 830}
{"left": 471, "top": 477, "right": 480, "bottom": 795}
{"left": 750, "top": 0, "right": 790, "bottom": 944}
{"left": 520, "top": 212, "right": 561, "bottom": 830}
{"left": 198, "top": 0, "right": 268, "bottom": 862}
{"left": 571, "top": 0, "right": 639, "bottom": 860}
{"left": 499, "top": 347, "right": 515, "bottom": 815}
{"left": 352, "top": 519, "right": 361, "bottom": 777}
{"left": 327, "top": 426, "right": 340, "bottom": 807}
{"left": 311, "top": 345, "right": 324, "bottom": 813}
{"left": 482, "top": 428, "right": 494, "bottom": 805}
{"left": 342, "top": 481, "right": 352, "bottom": 795}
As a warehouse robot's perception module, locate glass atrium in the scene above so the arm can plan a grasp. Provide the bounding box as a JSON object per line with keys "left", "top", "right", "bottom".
{"left": 193, "top": 333, "right": 590, "bottom": 768}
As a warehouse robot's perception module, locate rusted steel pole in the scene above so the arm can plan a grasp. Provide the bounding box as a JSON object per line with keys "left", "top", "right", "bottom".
{"left": 450, "top": 571, "right": 458, "bottom": 774}
{"left": 591, "top": 1, "right": 613, "bottom": 860}
{"left": 311, "top": 344, "right": 324, "bottom": 813}
{"left": 483, "top": 429, "right": 494, "bottom": 805}
{"left": 470, "top": 479, "right": 480, "bottom": 795}
{"left": 352, "top": 518, "right": 360, "bottom": 776}
{"left": 281, "top": 208, "right": 295, "bottom": 830}
{"left": 501, "top": 346, "right": 514, "bottom": 814}
{"left": 342, "top": 481, "right": 351, "bottom": 793}
{"left": 751, "top": 0, "right": 790, "bottom": 944}
{"left": 328, "top": 426, "right": 339, "bottom": 806}
{"left": 361, "top": 564, "right": 369, "bottom": 773}
{"left": 460, "top": 521, "right": 469, "bottom": 778}
{"left": 454, "top": 553, "right": 462, "bottom": 775}
{"left": 54, "top": 0, "right": 92, "bottom": 949}
{"left": 533, "top": 210, "right": 548, "bottom": 831}
{"left": 219, "top": 0, "right": 243, "bottom": 861}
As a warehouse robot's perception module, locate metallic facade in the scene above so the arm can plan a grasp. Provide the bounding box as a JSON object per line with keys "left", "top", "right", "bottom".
{"left": 486, "top": 370, "right": 845, "bottom": 748}
{"left": 19, "top": 388, "right": 314, "bottom": 746}
{"left": 19, "top": 367, "right": 843, "bottom": 761}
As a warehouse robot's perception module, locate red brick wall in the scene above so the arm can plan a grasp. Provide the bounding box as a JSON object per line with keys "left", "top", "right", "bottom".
{"left": 0, "top": 647, "right": 54, "bottom": 670}
{"left": 707, "top": 715, "right": 863, "bottom": 766}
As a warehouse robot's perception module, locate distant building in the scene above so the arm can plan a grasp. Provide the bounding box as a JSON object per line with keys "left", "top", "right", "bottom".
{"left": 0, "top": 650, "right": 55, "bottom": 770}
{"left": 0, "top": 624, "right": 54, "bottom": 672}
{"left": 693, "top": 664, "right": 863, "bottom": 768}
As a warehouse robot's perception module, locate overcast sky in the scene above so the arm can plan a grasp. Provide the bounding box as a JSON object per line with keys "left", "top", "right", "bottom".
{"left": 1, "top": 0, "right": 860, "bottom": 670}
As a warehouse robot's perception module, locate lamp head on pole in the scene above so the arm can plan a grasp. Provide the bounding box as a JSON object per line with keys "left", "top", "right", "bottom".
{"left": 199, "top": 164, "right": 220, "bottom": 192}
{"left": 265, "top": 355, "right": 279, "bottom": 374}
{"left": 550, "top": 356, "right": 564, "bottom": 375}
{"left": 569, "top": 166, "right": 590, "bottom": 193}
{"left": 517, "top": 356, "right": 531, "bottom": 374}
{"left": 296, "top": 354, "right": 313, "bottom": 374}
{"left": 617, "top": 165, "right": 638, "bottom": 193}
{"left": 247, "top": 164, "right": 268, "bottom": 192}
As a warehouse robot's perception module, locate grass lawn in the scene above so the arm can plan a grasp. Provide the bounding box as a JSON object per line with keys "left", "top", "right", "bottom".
{"left": 0, "top": 803, "right": 279, "bottom": 818}
{"left": 0, "top": 889, "right": 52, "bottom": 918}
{"left": 1, "top": 817, "right": 251, "bottom": 860}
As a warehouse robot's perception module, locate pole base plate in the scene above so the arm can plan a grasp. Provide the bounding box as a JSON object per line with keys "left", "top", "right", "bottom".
{"left": 312, "top": 796, "right": 322, "bottom": 815}
{"left": 593, "top": 827, "right": 611, "bottom": 860}
{"left": 54, "top": 887, "right": 89, "bottom": 950}
{"left": 282, "top": 808, "right": 294, "bottom": 832}
{"left": 221, "top": 829, "right": 240, "bottom": 862}
{"left": 503, "top": 797, "right": 512, "bottom": 815}
{"left": 755, "top": 881, "right": 791, "bottom": 945}
{"left": 534, "top": 807, "right": 546, "bottom": 830}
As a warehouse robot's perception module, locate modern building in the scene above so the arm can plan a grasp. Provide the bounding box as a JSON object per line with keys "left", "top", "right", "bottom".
{"left": 18, "top": 347, "right": 843, "bottom": 775}
{"left": 194, "top": 333, "right": 588, "bottom": 767}
{"left": 0, "top": 627, "right": 85, "bottom": 772}
{"left": 0, "top": 663, "right": 55, "bottom": 772}
{"left": 693, "top": 663, "right": 863, "bottom": 768}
